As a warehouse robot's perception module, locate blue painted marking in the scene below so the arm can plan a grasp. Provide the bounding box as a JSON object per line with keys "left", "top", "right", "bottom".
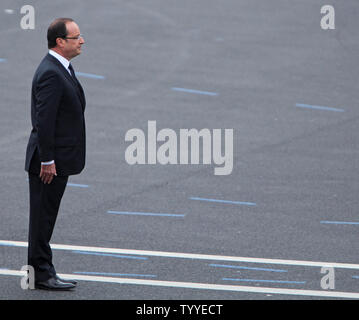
{"left": 72, "top": 250, "right": 147, "bottom": 260}
{"left": 190, "top": 197, "right": 256, "bottom": 206}
{"left": 74, "top": 271, "right": 156, "bottom": 278}
{"left": 75, "top": 72, "right": 105, "bottom": 80}
{"left": 296, "top": 103, "right": 344, "bottom": 112}
{"left": 67, "top": 183, "right": 89, "bottom": 188}
{"left": 209, "top": 264, "right": 287, "bottom": 273}
{"left": 320, "top": 221, "right": 359, "bottom": 225}
{"left": 108, "top": 210, "right": 185, "bottom": 218}
{"left": 352, "top": 276, "right": 359, "bottom": 279}
{"left": 0, "top": 58, "right": 6, "bottom": 63}
{"left": 222, "top": 278, "right": 306, "bottom": 284}
{"left": 172, "top": 87, "right": 218, "bottom": 96}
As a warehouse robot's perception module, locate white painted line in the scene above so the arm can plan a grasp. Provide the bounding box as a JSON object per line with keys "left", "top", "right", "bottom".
{"left": 0, "top": 270, "right": 24, "bottom": 277}
{"left": 1, "top": 269, "right": 359, "bottom": 299}
{"left": 1, "top": 240, "right": 359, "bottom": 270}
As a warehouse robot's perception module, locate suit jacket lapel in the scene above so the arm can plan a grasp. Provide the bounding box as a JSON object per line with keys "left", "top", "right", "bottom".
{"left": 46, "top": 54, "right": 86, "bottom": 110}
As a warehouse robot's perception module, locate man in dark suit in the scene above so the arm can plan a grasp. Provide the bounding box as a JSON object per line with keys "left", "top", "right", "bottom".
{"left": 25, "top": 18, "right": 86, "bottom": 290}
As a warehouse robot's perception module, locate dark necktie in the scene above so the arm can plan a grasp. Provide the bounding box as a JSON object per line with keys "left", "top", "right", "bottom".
{"left": 68, "top": 63, "right": 85, "bottom": 107}
{"left": 68, "top": 63, "right": 77, "bottom": 79}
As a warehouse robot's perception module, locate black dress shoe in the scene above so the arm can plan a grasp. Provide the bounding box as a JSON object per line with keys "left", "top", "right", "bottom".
{"left": 55, "top": 274, "right": 78, "bottom": 285}
{"left": 35, "top": 277, "right": 76, "bottom": 291}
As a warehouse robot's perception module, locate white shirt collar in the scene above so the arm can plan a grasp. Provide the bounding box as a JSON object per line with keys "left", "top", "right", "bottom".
{"left": 49, "top": 50, "right": 71, "bottom": 73}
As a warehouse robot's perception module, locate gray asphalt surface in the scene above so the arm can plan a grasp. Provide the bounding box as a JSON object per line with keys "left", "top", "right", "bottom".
{"left": 1, "top": 0, "right": 359, "bottom": 300}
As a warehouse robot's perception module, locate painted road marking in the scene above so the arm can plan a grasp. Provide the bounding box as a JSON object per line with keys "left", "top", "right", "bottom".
{"left": 321, "top": 221, "right": 359, "bottom": 225}
{"left": 74, "top": 271, "right": 156, "bottom": 278}
{"left": 1, "top": 269, "right": 359, "bottom": 299}
{"left": 222, "top": 278, "right": 306, "bottom": 285}
{"left": 190, "top": 197, "right": 256, "bottom": 206}
{"left": 108, "top": 210, "right": 185, "bottom": 218}
{"left": 67, "top": 183, "right": 89, "bottom": 188}
{"left": 0, "top": 58, "right": 7, "bottom": 63}
{"left": 75, "top": 72, "right": 105, "bottom": 80}
{"left": 72, "top": 250, "right": 148, "bottom": 260}
{"left": 1, "top": 240, "right": 359, "bottom": 270}
{"left": 209, "top": 264, "right": 287, "bottom": 273}
{"left": 296, "top": 103, "right": 344, "bottom": 112}
{"left": 171, "top": 87, "right": 218, "bottom": 96}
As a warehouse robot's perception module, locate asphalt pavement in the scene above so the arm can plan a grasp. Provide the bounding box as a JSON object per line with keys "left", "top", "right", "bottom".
{"left": 1, "top": 0, "right": 359, "bottom": 300}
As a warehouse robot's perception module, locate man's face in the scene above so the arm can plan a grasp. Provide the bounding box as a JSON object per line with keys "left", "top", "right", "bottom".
{"left": 62, "top": 21, "right": 85, "bottom": 60}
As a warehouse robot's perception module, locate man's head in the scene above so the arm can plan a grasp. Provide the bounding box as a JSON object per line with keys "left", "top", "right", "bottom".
{"left": 47, "top": 18, "right": 84, "bottom": 60}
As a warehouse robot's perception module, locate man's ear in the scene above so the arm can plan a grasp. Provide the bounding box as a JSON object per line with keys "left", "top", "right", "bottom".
{"left": 55, "top": 37, "right": 65, "bottom": 48}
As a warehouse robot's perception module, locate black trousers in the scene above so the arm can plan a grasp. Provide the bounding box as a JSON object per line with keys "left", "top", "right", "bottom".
{"left": 27, "top": 172, "right": 68, "bottom": 282}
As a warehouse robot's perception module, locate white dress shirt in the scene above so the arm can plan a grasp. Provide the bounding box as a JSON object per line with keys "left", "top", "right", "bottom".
{"left": 41, "top": 50, "right": 72, "bottom": 165}
{"left": 49, "top": 49, "right": 71, "bottom": 75}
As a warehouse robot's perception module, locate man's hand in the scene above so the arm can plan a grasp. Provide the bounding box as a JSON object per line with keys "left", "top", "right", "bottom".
{"left": 39, "top": 163, "right": 57, "bottom": 184}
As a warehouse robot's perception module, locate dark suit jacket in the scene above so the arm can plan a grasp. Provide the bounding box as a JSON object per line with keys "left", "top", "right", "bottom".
{"left": 25, "top": 53, "right": 86, "bottom": 176}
